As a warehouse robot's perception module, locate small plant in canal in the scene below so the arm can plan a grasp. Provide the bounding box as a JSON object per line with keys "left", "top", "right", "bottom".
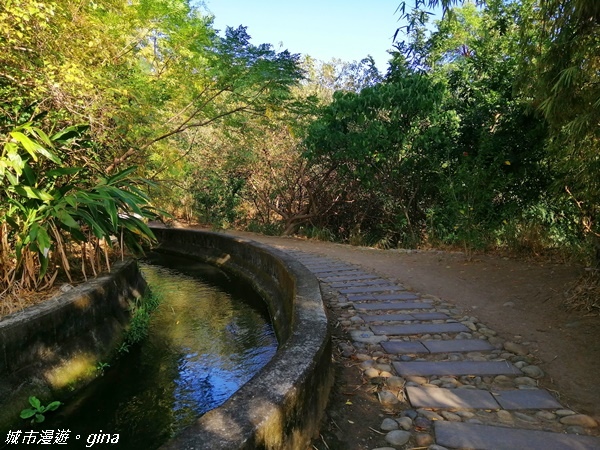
{"left": 119, "top": 290, "right": 162, "bottom": 354}
{"left": 20, "top": 396, "right": 61, "bottom": 424}
{"left": 117, "top": 342, "right": 130, "bottom": 354}
{"left": 96, "top": 361, "right": 110, "bottom": 374}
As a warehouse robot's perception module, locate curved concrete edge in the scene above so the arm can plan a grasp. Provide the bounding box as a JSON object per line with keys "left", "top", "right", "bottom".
{"left": 0, "top": 259, "right": 147, "bottom": 431}
{"left": 151, "top": 227, "right": 333, "bottom": 450}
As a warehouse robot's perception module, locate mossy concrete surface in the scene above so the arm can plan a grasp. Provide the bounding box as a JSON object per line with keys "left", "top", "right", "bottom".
{"left": 152, "top": 227, "right": 333, "bottom": 450}
{"left": 0, "top": 259, "right": 146, "bottom": 431}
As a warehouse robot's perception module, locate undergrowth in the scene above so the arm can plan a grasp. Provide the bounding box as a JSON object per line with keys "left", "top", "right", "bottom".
{"left": 565, "top": 271, "right": 600, "bottom": 314}
{"left": 119, "top": 289, "right": 162, "bottom": 353}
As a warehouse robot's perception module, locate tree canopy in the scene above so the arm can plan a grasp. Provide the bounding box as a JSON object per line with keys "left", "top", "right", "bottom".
{"left": 2, "top": 0, "right": 600, "bottom": 299}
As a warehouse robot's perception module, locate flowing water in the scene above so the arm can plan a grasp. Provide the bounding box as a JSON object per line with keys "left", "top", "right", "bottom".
{"left": 21, "top": 252, "right": 278, "bottom": 449}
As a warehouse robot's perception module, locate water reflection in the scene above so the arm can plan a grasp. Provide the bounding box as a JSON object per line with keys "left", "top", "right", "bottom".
{"left": 30, "top": 252, "right": 277, "bottom": 450}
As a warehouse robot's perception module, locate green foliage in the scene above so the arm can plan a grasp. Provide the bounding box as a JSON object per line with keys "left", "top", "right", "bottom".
{"left": 392, "top": 0, "right": 600, "bottom": 261}
{"left": 136, "top": 21, "right": 305, "bottom": 221}
{"left": 0, "top": 122, "right": 158, "bottom": 291}
{"left": 1, "top": 0, "right": 304, "bottom": 231}
{"left": 20, "top": 396, "right": 61, "bottom": 424}
{"left": 297, "top": 0, "right": 585, "bottom": 258}
{"left": 192, "top": 170, "right": 246, "bottom": 228}
{"left": 417, "top": 2, "right": 555, "bottom": 253}
{"left": 525, "top": 0, "right": 600, "bottom": 258}
{"left": 2, "top": 0, "right": 598, "bottom": 273}
{"left": 300, "top": 56, "right": 383, "bottom": 101}
{"left": 120, "top": 290, "right": 162, "bottom": 352}
{"left": 304, "top": 62, "right": 459, "bottom": 246}
{"left": 245, "top": 221, "right": 284, "bottom": 236}
{"left": 298, "top": 226, "right": 336, "bottom": 243}
{"left": 96, "top": 361, "right": 110, "bottom": 374}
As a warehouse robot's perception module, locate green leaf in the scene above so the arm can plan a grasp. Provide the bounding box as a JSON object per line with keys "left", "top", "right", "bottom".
{"left": 47, "top": 167, "right": 83, "bottom": 178}
{"left": 10, "top": 131, "right": 39, "bottom": 161}
{"left": 15, "top": 185, "right": 54, "bottom": 201}
{"left": 20, "top": 409, "right": 36, "bottom": 419}
{"left": 31, "top": 126, "right": 54, "bottom": 148}
{"left": 64, "top": 195, "right": 77, "bottom": 208}
{"left": 69, "top": 227, "right": 87, "bottom": 242}
{"left": 51, "top": 124, "right": 89, "bottom": 143}
{"left": 11, "top": 130, "right": 61, "bottom": 164}
{"left": 21, "top": 408, "right": 37, "bottom": 419}
{"left": 4, "top": 143, "right": 24, "bottom": 174}
{"left": 121, "top": 216, "right": 155, "bottom": 241}
{"left": 104, "top": 198, "right": 118, "bottom": 228}
{"left": 6, "top": 171, "right": 19, "bottom": 186}
{"left": 73, "top": 209, "right": 109, "bottom": 239}
{"left": 28, "top": 396, "right": 42, "bottom": 409}
{"left": 34, "top": 413, "right": 45, "bottom": 423}
{"left": 40, "top": 251, "right": 49, "bottom": 278}
{"left": 56, "top": 209, "right": 80, "bottom": 229}
{"left": 105, "top": 166, "right": 138, "bottom": 185}
{"left": 34, "top": 145, "right": 62, "bottom": 165}
{"left": 5, "top": 216, "right": 19, "bottom": 230}
{"left": 37, "top": 227, "right": 51, "bottom": 252}
{"left": 46, "top": 401, "right": 61, "bottom": 411}
{"left": 22, "top": 164, "right": 36, "bottom": 185}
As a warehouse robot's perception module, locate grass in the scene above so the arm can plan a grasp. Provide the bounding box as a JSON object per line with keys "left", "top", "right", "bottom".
{"left": 119, "top": 289, "right": 162, "bottom": 353}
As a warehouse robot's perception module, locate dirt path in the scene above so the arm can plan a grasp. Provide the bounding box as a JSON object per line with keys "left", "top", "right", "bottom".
{"left": 220, "top": 229, "right": 600, "bottom": 422}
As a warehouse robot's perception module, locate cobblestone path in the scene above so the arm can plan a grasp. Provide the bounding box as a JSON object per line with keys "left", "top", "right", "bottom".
{"left": 282, "top": 249, "right": 600, "bottom": 450}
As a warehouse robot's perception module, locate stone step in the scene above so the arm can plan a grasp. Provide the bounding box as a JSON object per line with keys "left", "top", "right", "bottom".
{"left": 406, "top": 386, "right": 500, "bottom": 410}
{"left": 493, "top": 389, "right": 564, "bottom": 410}
{"left": 361, "top": 312, "right": 449, "bottom": 322}
{"left": 303, "top": 265, "right": 355, "bottom": 272}
{"left": 319, "top": 274, "right": 379, "bottom": 282}
{"left": 327, "top": 279, "right": 392, "bottom": 288}
{"left": 421, "top": 339, "right": 495, "bottom": 353}
{"left": 410, "top": 312, "right": 451, "bottom": 320}
{"left": 393, "top": 361, "right": 522, "bottom": 376}
{"left": 291, "top": 258, "right": 329, "bottom": 264}
{"left": 355, "top": 301, "right": 434, "bottom": 311}
{"left": 363, "top": 313, "right": 421, "bottom": 323}
{"left": 406, "top": 386, "right": 563, "bottom": 410}
{"left": 346, "top": 292, "right": 418, "bottom": 302}
{"left": 338, "top": 285, "right": 406, "bottom": 294}
{"left": 382, "top": 341, "right": 429, "bottom": 354}
{"left": 350, "top": 330, "right": 388, "bottom": 344}
{"left": 371, "top": 323, "right": 469, "bottom": 336}
{"left": 309, "top": 267, "right": 361, "bottom": 274}
{"left": 382, "top": 338, "right": 494, "bottom": 354}
{"left": 296, "top": 260, "right": 331, "bottom": 266}
{"left": 434, "top": 422, "right": 600, "bottom": 450}
{"left": 289, "top": 255, "right": 322, "bottom": 259}
{"left": 301, "top": 260, "right": 348, "bottom": 266}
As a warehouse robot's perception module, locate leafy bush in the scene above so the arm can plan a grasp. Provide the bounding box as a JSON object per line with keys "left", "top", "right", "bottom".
{"left": 0, "top": 122, "right": 157, "bottom": 292}
{"left": 303, "top": 64, "right": 459, "bottom": 247}
{"left": 20, "top": 396, "right": 61, "bottom": 424}
{"left": 120, "top": 290, "right": 162, "bottom": 352}
{"left": 192, "top": 170, "right": 246, "bottom": 228}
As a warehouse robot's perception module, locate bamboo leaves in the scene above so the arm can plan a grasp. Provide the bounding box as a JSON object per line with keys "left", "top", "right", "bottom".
{"left": 1, "top": 123, "right": 157, "bottom": 291}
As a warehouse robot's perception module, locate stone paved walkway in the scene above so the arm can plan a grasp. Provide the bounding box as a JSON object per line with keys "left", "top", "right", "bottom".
{"left": 280, "top": 248, "right": 600, "bottom": 450}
